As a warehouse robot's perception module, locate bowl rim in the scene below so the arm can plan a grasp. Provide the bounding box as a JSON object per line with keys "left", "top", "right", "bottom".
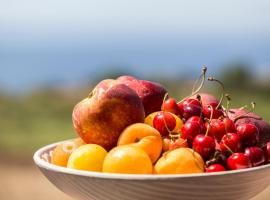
{"left": 34, "top": 140, "right": 270, "bottom": 180}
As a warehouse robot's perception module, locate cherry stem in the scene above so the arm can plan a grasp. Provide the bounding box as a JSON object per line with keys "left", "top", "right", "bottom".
{"left": 192, "top": 67, "right": 207, "bottom": 94}
{"left": 163, "top": 93, "right": 169, "bottom": 103}
{"left": 205, "top": 105, "right": 214, "bottom": 137}
{"left": 225, "top": 94, "right": 231, "bottom": 117}
{"left": 207, "top": 77, "right": 225, "bottom": 109}
{"left": 223, "top": 143, "right": 234, "bottom": 155}
{"left": 233, "top": 102, "right": 258, "bottom": 123}
{"left": 178, "top": 67, "right": 207, "bottom": 104}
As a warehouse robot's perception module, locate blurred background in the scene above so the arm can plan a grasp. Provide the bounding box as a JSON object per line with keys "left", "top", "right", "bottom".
{"left": 0, "top": 0, "right": 270, "bottom": 199}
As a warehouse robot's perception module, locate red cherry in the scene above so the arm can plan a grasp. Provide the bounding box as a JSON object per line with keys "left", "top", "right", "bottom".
{"left": 193, "top": 134, "right": 216, "bottom": 159}
{"left": 181, "top": 121, "right": 204, "bottom": 144}
{"left": 153, "top": 112, "right": 176, "bottom": 137}
{"left": 223, "top": 118, "right": 236, "bottom": 133}
{"left": 186, "top": 116, "right": 204, "bottom": 124}
{"left": 236, "top": 124, "right": 259, "bottom": 147}
{"left": 227, "top": 153, "right": 252, "bottom": 170}
{"left": 178, "top": 98, "right": 202, "bottom": 120}
{"left": 264, "top": 142, "right": 270, "bottom": 163}
{"left": 245, "top": 146, "right": 265, "bottom": 167}
{"left": 186, "top": 116, "right": 206, "bottom": 133}
{"left": 220, "top": 133, "right": 242, "bottom": 155}
{"left": 206, "top": 164, "right": 226, "bottom": 173}
{"left": 161, "top": 98, "right": 180, "bottom": 115}
{"left": 206, "top": 119, "right": 226, "bottom": 142}
{"left": 202, "top": 102, "right": 223, "bottom": 119}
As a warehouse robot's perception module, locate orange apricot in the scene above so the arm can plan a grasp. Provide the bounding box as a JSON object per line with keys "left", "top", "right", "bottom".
{"left": 117, "top": 123, "right": 162, "bottom": 163}
{"left": 103, "top": 145, "right": 152, "bottom": 174}
{"left": 154, "top": 148, "right": 205, "bottom": 174}
{"left": 51, "top": 138, "right": 85, "bottom": 167}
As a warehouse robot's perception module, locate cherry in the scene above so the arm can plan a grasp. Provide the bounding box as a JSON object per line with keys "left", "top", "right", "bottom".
{"left": 206, "top": 119, "right": 226, "bottom": 142}
{"left": 244, "top": 146, "right": 265, "bottom": 167}
{"left": 186, "top": 116, "right": 206, "bottom": 133}
{"left": 186, "top": 116, "right": 204, "bottom": 124}
{"left": 178, "top": 98, "right": 202, "bottom": 120}
{"left": 223, "top": 117, "right": 236, "bottom": 133}
{"left": 236, "top": 124, "right": 259, "bottom": 147}
{"left": 153, "top": 112, "right": 176, "bottom": 137}
{"left": 203, "top": 102, "right": 223, "bottom": 119}
{"left": 264, "top": 142, "right": 270, "bottom": 163}
{"left": 227, "top": 153, "right": 252, "bottom": 170}
{"left": 161, "top": 98, "right": 180, "bottom": 115}
{"left": 220, "top": 133, "right": 242, "bottom": 155}
{"left": 193, "top": 134, "right": 216, "bottom": 159}
{"left": 206, "top": 164, "right": 226, "bottom": 173}
{"left": 181, "top": 121, "right": 205, "bottom": 144}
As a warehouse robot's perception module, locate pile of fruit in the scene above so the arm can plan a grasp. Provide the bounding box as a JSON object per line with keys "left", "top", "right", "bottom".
{"left": 50, "top": 68, "right": 270, "bottom": 174}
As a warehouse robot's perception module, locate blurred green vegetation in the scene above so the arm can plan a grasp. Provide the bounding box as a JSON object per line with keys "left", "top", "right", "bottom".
{"left": 1, "top": 66, "right": 270, "bottom": 159}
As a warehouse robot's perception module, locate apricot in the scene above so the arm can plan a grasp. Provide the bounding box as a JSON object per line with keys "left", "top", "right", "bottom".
{"left": 51, "top": 138, "right": 85, "bottom": 167}
{"left": 145, "top": 111, "right": 183, "bottom": 133}
{"left": 103, "top": 145, "right": 152, "bottom": 174}
{"left": 67, "top": 144, "right": 107, "bottom": 172}
{"left": 117, "top": 123, "right": 162, "bottom": 163}
{"left": 154, "top": 148, "right": 205, "bottom": 174}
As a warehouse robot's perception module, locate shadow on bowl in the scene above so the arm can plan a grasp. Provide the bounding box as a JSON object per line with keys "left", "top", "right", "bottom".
{"left": 34, "top": 141, "right": 270, "bottom": 200}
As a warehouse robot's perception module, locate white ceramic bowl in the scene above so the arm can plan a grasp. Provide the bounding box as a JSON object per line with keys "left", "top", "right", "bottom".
{"left": 34, "top": 141, "right": 270, "bottom": 200}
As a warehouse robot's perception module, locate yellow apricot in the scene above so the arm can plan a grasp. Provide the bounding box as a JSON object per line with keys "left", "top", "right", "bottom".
{"left": 67, "top": 144, "right": 107, "bottom": 172}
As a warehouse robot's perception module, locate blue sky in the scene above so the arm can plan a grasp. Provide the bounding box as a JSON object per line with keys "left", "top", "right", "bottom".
{"left": 0, "top": 0, "right": 270, "bottom": 91}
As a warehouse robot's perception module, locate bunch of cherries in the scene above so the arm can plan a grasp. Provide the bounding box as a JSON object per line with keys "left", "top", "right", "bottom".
{"left": 152, "top": 67, "right": 270, "bottom": 173}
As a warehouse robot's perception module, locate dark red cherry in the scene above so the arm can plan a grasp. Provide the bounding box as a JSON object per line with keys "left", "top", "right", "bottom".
{"left": 264, "top": 142, "right": 270, "bottom": 163}
{"left": 206, "top": 164, "right": 226, "bottom": 173}
{"left": 236, "top": 124, "right": 259, "bottom": 147}
{"left": 153, "top": 112, "right": 176, "bottom": 136}
{"left": 202, "top": 102, "right": 223, "bottom": 119}
{"left": 227, "top": 153, "right": 252, "bottom": 170}
{"left": 161, "top": 98, "right": 180, "bottom": 115}
{"left": 193, "top": 134, "right": 216, "bottom": 159}
{"left": 220, "top": 133, "right": 242, "bottom": 155}
{"left": 245, "top": 146, "right": 265, "bottom": 167}
{"left": 206, "top": 119, "right": 226, "bottom": 142}
{"left": 178, "top": 98, "right": 202, "bottom": 120}
{"left": 181, "top": 121, "right": 204, "bottom": 144}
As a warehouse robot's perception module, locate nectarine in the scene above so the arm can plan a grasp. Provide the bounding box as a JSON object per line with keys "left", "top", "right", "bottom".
{"left": 72, "top": 79, "right": 145, "bottom": 150}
